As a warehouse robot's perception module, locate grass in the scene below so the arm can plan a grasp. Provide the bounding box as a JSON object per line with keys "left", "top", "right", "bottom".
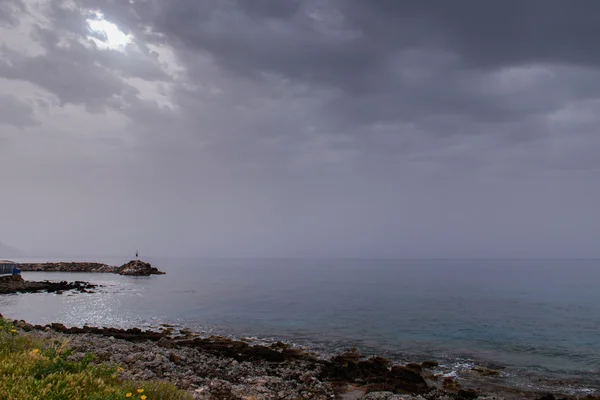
{"left": 0, "top": 316, "right": 193, "bottom": 400}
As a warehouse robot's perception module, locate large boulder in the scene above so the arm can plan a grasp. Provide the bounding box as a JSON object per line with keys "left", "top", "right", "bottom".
{"left": 117, "top": 260, "right": 165, "bottom": 276}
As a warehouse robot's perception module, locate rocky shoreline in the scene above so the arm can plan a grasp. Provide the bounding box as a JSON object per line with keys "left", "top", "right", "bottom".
{"left": 17, "top": 259, "right": 165, "bottom": 276}
{"left": 17, "top": 261, "right": 117, "bottom": 273}
{"left": 6, "top": 319, "right": 597, "bottom": 400}
{"left": 0, "top": 274, "right": 98, "bottom": 294}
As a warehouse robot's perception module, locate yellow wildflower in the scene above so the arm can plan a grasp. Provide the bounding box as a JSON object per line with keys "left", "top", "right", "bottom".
{"left": 137, "top": 389, "right": 144, "bottom": 393}
{"left": 118, "top": 367, "right": 124, "bottom": 372}
{"left": 141, "top": 396, "right": 147, "bottom": 400}
{"left": 33, "top": 349, "right": 39, "bottom": 354}
{"left": 11, "top": 329, "right": 16, "bottom": 333}
{"left": 126, "top": 393, "right": 132, "bottom": 398}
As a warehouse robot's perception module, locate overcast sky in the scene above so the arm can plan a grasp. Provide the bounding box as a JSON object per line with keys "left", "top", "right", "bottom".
{"left": 1, "top": 0, "right": 599, "bottom": 258}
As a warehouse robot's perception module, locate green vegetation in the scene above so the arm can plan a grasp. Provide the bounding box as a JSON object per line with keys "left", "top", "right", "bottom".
{"left": 0, "top": 317, "right": 192, "bottom": 400}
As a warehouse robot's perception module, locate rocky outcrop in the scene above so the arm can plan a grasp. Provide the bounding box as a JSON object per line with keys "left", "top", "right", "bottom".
{"left": 117, "top": 260, "right": 166, "bottom": 276}
{"left": 321, "top": 350, "right": 429, "bottom": 395}
{"left": 0, "top": 275, "right": 98, "bottom": 294}
{"left": 18, "top": 262, "right": 118, "bottom": 273}
{"left": 16, "top": 260, "right": 165, "bottom": 276}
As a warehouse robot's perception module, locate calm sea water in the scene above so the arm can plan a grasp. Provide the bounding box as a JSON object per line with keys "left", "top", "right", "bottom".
{"left": 1, "top": 258, "right": 599, "bottom": 394}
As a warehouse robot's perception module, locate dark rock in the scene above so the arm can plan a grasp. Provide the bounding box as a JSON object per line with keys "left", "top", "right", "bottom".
{"left": 157, "top": 337, "right": 175, "bottom": 349}
{"left": 270, "top": 341, "right": 288, "bottom": 349}
{"left": 245, "top": 345, "right": 285, "bottom": 362}
{"left": 365, "top": 383, "right": 396, "bottom": 393}
{"left": 321, "top": 354, "right": 428, "bottom": 395}
{"left": 50, "top": 323, "right": 67, "bottom": 332}
{"left": 117, "top": 260, "right": 165, "bottom": 276}
{"left": 208, "top": 379, "right": 233, "bottom": 399}
{"left": 0, "top": 275, "right": 98, "bottom": 295}
{"left": 405, "top": 363, "right": 423, "bottom": 371}
{"left": 421, "top": 360, "right": 439, "bottom": 369}
{"left": 443, "top": 376, "right": 461, "bottom": 390}
{"left": 15, "top": 320, "right": 33, "bottom": 331}
{"left": 472, "top": 365, "right": 501, "bottom": 376}
{"left": 333, "top": 348, "right": 363, "bottom": 365}
{"left": 457, "top": 389, "right": 479, "bottom": 399}
{"left": 33, "top": 323, "right": 167, "bottom": 342}
{"left": 535, "top": 395, "right": 569, "bottom": 400}
{"left": 169, "top": 352, "right": 182, "bottom": 364}
{"left": 389, "top": 366, "right": 429, "bottom": 393}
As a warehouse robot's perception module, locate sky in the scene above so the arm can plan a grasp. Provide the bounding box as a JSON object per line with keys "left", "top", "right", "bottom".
{"left": 1, "top": 0, "right": 599, "bottom": 258}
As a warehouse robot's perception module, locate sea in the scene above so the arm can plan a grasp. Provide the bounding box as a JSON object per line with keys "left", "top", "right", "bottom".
{"left": 1, "top": 257, "right": 599, "bottom": 396}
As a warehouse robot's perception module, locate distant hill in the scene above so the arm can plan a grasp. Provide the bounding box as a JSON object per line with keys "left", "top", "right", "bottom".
{"left": 0, "top": 242, "right": 25, "bottom": 258}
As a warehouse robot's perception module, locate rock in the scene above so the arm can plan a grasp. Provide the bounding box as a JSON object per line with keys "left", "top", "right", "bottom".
{"left": 443, "top": 376, "right": 460, "bottom": 391}
{"left": 50, "top": 323, "right": 67, "bottom": 332}
{"left": 472, "top": 365, "right": 501, "bottom": 376}
{"left": 169, "top": 352, "right": 182, "bottom": 365}
{"left": 180, "top": 328, "right": 193, "bottom": 336}
{"left": 208, "top": 379, "right": 233, "bottom": 398}
{"left": 389, "top": 366, "right": 429, "bottom": 394}
{"left": 0, "top": 276, "right": 99, "bottom": 295}
{"left": 405, "top": 363, "right": 423, "bottom": 371}
{"left": 157, "top": 337, "right": 175, "bottom": 349}
{"left": 15, "top": 320, "right": 33, "bottom": 331}
{"left": 534, "top": 395, "right": 569, "bottom": 400}
{"left": 321, "top": 355, "right": 428, "bottom": 395}
{"left": 457, "top": 389, "right": 479, "bottom": 399}
{"left": 117, "top": 260, "right": 166, "bottom": 276}
{"left": 421, "top": 361, "right": 439, "bottom": 369}
{"left": 335, "top": 348, "right": 363, "bottom": 364}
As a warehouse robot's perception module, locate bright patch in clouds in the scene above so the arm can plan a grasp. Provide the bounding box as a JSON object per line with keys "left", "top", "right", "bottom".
{"left": 87, "top": 13, "right": 132, "bottom": 50}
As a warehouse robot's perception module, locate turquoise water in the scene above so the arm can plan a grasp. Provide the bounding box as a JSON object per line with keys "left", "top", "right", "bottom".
{"left": 1, "top": 258, "right": 599, "bottom": 393}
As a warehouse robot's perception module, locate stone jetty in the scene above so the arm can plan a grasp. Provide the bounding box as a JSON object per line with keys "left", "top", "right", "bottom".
{"left": 17, "top": 262, "right": 118, "bottom": 273}
{"left": 17, "top": 260, "right": 165, "bottom": 276}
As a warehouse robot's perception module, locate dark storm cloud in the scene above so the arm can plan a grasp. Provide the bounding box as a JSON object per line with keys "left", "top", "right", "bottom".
{"left": 340, "top": 1, "right": 600, "bottom": 68}
{"left": 145, "top": 1, "right": 600, "bottom": 81}
{"left": 70, "top": 0, "right": 600, "bottom": 130}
